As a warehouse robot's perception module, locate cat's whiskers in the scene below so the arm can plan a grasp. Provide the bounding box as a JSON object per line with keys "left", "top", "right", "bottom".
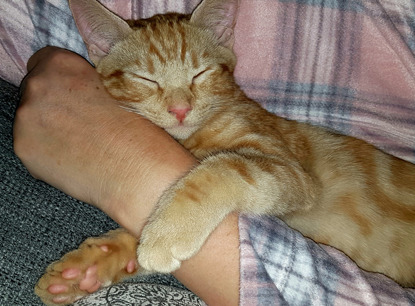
{"left": 119, "top": 105, "right": 141, "bottom": 115}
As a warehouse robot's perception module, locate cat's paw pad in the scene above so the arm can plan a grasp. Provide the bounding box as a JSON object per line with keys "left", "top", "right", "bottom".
{"left": 35, "top": 229, "right": 138, "bottom": 305}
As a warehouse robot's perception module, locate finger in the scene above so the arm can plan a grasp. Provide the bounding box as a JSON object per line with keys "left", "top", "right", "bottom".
{"left": 18, "top": 73, "right": 30, "bottom": 99}
{"left": 20, "top": 47, "right": 64, "bottom": 97}
{"left": 20, "top": 47, "right": 77, "bottom": 100}
{"left": 26, "top": 46, "right": 63, "bottom": 72}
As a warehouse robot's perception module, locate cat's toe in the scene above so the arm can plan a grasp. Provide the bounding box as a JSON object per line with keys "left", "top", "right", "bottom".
{"left": 35, "top": 257, "right": 113, "bottom": 305}
{"left": 137, "top": 240, "right": 182, "bottom": 273}
{"left": 35, "top": 265, "right": 94, "bottom": 306}
{"left": 35, "top": 229, "right": 138, "bottom": 305}
{"left": 137, "top": 225, "right": 203, "bottom": 273}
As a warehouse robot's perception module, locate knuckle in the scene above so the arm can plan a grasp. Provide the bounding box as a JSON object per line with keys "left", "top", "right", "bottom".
{"left": 21, "top": 75, "right": 44, "bottom": 98}
{"left": 14, "top": 102, "right": 32, "bottom": 125}
{"left": 13, "top": 139, "right": 26, "bottom": 160}
{"left": 13, "top": 109, "right": 32, "bottom": 154}
{"left": 13, "top": 134, "right": 30, "bottom": 163}
{"left": 48, "top": 49, "right": 91, "bottom": 72}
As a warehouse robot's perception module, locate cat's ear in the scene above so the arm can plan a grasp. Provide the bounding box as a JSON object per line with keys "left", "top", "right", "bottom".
{"left": 69, "top": 0, "right": 132, "bottom": 65}
{"left": 190, "top": 0, "right": 239, "bottom": 49}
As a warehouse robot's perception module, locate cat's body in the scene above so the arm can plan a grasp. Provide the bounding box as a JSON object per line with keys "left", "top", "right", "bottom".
{"left": 186, "top": 99, "right": 415, "bottom": 282}
{"left": 184, "top": 92, "right": 415, "bottom": 286}
{"left": 36, "top": 0, "right": 415, "bottom": 304}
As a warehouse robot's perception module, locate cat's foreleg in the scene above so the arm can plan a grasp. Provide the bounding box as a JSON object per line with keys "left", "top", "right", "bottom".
{"left": 137, "top": 152, "right": 318, "bottom": 273}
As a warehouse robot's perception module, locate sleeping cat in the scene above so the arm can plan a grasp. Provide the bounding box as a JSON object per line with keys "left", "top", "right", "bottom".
{"left": 35, "top": 0, "right": 415, "bottom": 304}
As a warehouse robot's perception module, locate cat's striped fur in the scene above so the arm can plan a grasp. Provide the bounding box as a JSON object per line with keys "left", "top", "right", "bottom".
{"left": 36, "top": 0, "right": 415, "bottom": 303}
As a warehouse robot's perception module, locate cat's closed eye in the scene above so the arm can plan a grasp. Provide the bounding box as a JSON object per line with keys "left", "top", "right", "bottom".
{"left": 128, "top": 72, "right": 159, "bottom": 89}
{"left": 192, "top": 68, "right": 212, "bottom": 85}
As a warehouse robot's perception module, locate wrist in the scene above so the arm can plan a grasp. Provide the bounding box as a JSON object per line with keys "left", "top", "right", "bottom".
{"left": 95, "top": 115, "right": 197, "bottom": 236}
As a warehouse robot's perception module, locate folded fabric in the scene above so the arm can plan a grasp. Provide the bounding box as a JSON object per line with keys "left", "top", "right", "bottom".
{"left": 240, "top": 215, "right": 415, "bottom": 305}
{"left": 0, "top": 0, "right": 414, "bottom": 305}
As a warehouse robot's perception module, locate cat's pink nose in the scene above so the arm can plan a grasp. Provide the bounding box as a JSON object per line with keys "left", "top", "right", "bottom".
{"left": 168, "top": 107, "right": 192, "bottom": 123}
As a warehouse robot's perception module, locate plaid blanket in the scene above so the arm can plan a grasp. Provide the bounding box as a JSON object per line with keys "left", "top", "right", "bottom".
{"left": 240, "top": 215, "right": 415, "bottom": 305}
{"left": 1, "top": 0, "right": 414, "bottom": 305}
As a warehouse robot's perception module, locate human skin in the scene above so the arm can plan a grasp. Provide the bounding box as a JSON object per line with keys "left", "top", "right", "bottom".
{"left": 14, "top": 47, "right": 239, "bottom": 305}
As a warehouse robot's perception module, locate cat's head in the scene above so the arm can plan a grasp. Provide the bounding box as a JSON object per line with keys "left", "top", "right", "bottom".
{"left": 69, "top": 0, "right": 239, "bottom": 140}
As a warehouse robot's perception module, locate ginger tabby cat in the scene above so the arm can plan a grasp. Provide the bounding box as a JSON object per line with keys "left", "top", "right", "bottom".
{"left": 35, "top": 0, "right": 415, "bottom": 304}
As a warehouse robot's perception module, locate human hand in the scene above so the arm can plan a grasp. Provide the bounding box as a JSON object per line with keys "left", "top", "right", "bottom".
{"left": 14, "top": 46, "right": 195, "bottom": 235}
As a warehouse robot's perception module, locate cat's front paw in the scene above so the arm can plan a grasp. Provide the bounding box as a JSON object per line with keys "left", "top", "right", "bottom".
{"left": 137, "top": 220, "right": 206, "bottom": 273}
{"left": 35, "top": 229, "right": 138, "bottom": 306}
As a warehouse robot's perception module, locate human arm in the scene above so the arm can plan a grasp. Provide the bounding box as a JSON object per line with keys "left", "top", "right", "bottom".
{"left": 14, "top": 47, "right": 239, "bottom": 305}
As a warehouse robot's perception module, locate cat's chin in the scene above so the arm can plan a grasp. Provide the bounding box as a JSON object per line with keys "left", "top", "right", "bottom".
{"left": 164, "top": 124, "right": 199, "bottom": 140}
